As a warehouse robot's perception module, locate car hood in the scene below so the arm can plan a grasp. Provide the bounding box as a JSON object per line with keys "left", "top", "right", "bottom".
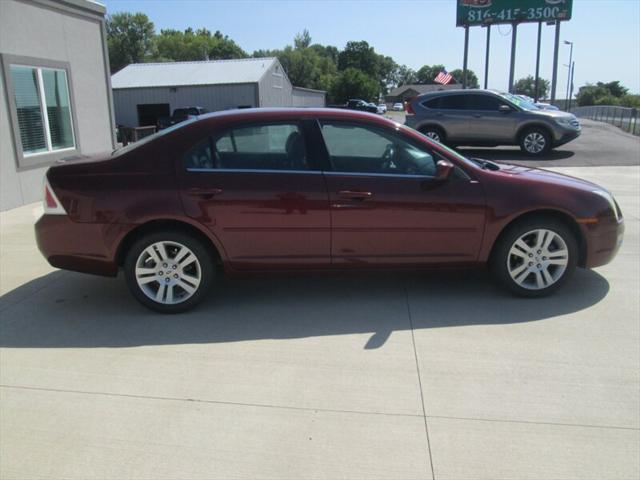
{"left": 527, "top": 108, "right": 576, "bottom": 121}
{"left": 494, "top": 163, "right": 605, "bottom": 193}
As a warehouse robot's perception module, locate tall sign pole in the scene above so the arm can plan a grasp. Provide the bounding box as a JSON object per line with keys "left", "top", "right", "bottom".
{"left": 550, "top": 20, "right": 561, "bottom": 103}
{"left": 484, "top": 24, "right": 491, "bottom": 89}
{"left": 564, "top": 40, "right": 574, "bottom": 109}
{"left": 534, "top": 22, "right": 542, "bottom": 102}
{"left": 463, "top": 25, "right": 469, "bottom": 89}
{"left": 508, "top": 22, "right": 518, "bottom": 93}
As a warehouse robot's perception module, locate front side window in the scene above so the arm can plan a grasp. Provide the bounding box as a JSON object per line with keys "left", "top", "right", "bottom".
{"left": 467, "top": 94, "right": 508, "bottom": 111}
{"left": 320, "top": 122, "right": 437, "bottom": 176}
{"left": 9, "top": 64, "right": 75, "bottom": 156}
{"left": 185, "top": 123, "right": 308, "bottom": 171}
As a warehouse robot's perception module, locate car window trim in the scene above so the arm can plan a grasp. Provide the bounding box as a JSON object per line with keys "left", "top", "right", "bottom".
{"left": 185, "top": 168, "right": 323, "bottom": 175}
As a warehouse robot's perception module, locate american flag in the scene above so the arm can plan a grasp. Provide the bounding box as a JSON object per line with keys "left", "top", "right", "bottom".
{"left": 434, "top": 70, "right": 453, "bottom": 85}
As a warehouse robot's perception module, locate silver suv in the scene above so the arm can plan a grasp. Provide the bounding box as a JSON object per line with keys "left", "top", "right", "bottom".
{"left": 404, "top": 89, "right": 581, "bottom": 156}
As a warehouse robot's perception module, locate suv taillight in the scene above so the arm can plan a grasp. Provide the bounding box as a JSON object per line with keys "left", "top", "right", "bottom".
{"left": 405, "top": 100, "right": 415, "bottom": 115}
{"left": 43, "top": 175, "right": 66, "bottom": 215}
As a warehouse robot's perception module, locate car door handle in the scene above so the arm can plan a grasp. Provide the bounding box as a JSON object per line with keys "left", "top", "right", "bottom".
{"left": 186, "top": 187, "right": 224, "bottom": 199}
{"left": 338, "top": 190, "right": 373, "bottom": 200}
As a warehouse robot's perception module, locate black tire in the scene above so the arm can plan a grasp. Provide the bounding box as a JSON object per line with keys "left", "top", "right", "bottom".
{"left": 519, "top": 127, "right": 552, "bottom": 156}
{"left": 490, "top": 218, "right": 578, "bottom": 297}
{"left": 419, "top": 126, "right": 446, "bottom": 145}
{"left": 124, "top": 230, "right": 214, "bottom": 313}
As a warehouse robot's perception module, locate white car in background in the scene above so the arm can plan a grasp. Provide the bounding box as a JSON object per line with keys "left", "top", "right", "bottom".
{"left": 377, "top": 103, "right": 387, "bottom": 114}
{"left": 535, "top": 102, "right": 560, "bottom": 111}
{"left": 393, "top": 102, "right": 404, "bottom": 111}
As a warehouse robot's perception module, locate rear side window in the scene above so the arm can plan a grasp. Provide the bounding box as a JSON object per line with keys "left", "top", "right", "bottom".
{"left": 185, "top": 122, "right": 309, "bottom": 171}
{"left": 436, "top": 95, "right": 468, "bottom": 110}
{"left": 423, "top": 97, "right": 442, "bottom": 109}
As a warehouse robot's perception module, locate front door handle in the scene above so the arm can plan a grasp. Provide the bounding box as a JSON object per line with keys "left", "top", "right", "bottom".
{"left": 338, "top": 190, "right": 373, "bottom": 200}
{"left": 186, "top": 187, "right": 224, "bottom": 199}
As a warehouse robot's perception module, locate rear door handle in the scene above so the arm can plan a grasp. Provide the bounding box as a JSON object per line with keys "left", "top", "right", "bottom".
{"left": 186, "top": 187, "right": 223, "bottom": 199}
{"left": 338, "top": 190, "right": 373, "bottom": 200}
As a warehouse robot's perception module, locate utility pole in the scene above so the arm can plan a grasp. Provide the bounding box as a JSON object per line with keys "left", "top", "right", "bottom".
{"left": 463, "top": 25, "right": 469, "bottom": 89}
{"left": 508, "top": 22, "right": 518, "bottom": 93}
{"left": 534, "top": 22, "right": 542, "bottom": 102}
{"left": 564, "top": 40, "right": 574, "bottom": 110}
{"left": 550, "top": 21, "right": 561, "bottom": 103}
{"left": 484, "top": 24, "right": 491, "bottom": 89}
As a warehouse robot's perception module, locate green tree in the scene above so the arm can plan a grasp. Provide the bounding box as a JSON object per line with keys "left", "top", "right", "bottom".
{"left": 396, "top": 65, "right": 417, "bottom": 86}
{"left": 449, "top": 69, "right": 479, "bottom": 88}
{"left": 575, "top": 81, "right": 629, "bottom": 106}
{"left": 415, "top": 64, "right": 446, "bottom": 84}
{"left": 294, "top": 29, "right": 312, "bottom": 49}
{"left": 329, "top": 68, "right": 378, "bottom": 103}
{"left": 513, "top": 75, "right": 550, "bottom": 99}
{"left": 156, "top": 28, "right": 246, "bottom": 62}
{"left": 337, "top": 41, "right": 379, "bottom": 77}
{"left": 106, "top": 12, "right": 156, "bottom": 72}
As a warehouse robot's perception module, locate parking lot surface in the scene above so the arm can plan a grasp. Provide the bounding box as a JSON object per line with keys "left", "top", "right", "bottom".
{"left": 1, "top": 122, "right": 639, "bottom": 479}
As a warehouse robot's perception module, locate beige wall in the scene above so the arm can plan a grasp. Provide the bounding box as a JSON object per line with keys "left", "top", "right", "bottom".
{"left": 0, "top": 0, "right": 114, "bottom": 211}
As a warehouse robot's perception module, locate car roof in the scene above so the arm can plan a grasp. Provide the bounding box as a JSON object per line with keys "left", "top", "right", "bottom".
{"left": 191, "top": 107, "right": 398, "bottom": 127}
{"left": 416, "top": 88, "right": 502, "bottom": 99}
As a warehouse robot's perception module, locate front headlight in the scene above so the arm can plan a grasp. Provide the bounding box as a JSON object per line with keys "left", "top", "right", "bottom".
{"left": 555, "top": 117, "right": 579, "bottom": 129}
{"left": 593, "top": 189, "right": 622, "bottom": 221}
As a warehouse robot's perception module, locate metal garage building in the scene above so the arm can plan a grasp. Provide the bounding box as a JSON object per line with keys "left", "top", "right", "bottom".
{"left": 111, "top": 57, "right": 326, "bottom": 128}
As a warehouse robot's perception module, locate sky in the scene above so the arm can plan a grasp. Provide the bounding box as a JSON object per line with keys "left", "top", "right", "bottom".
{"left": 102, "top": 0, "right": 640, "bottom": 95}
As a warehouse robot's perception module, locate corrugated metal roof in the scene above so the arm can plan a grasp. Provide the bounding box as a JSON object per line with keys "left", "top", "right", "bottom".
{"left": 111, "top": 58, "right": 277, "bottom": 89}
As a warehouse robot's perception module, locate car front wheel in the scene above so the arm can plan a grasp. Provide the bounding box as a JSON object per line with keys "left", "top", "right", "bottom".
{"left": 491, "top": 219, "right": 578, "bottom": 297}
{"left": 124, "top": 231, "right": 214, "bottom": 313}
{"left": 520, "top": 128, "right": 551, "bottom": 156}
{"left": 419, "top": 126, "right": 445, "bottom": 144}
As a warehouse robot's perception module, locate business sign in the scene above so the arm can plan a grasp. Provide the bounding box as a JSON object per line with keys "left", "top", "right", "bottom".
{"left": 457, "top": 0, "right": 573, "bottom": 26}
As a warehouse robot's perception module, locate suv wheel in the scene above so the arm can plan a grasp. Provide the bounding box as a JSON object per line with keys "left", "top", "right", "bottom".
{"left": 520, "top": 128, "right": 551, "bottom": 156}
{"left": 124, "top": 231, "right": 214, "bottom": 313}
{"left": 491, "top": 219, "right": 577, "bottom": 297}
{"left": 419, "top": 126, "right": 445, "bottom": 144}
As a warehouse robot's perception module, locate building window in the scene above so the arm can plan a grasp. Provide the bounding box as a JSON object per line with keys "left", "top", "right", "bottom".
{"left": 9, "top": 65, "right": 75, "bottom": 156}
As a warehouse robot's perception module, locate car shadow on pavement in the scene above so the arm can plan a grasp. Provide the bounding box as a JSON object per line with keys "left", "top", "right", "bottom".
{"left": 0, "top": 267, "right": 610, "bottom": 350}
{"left": 457, "top": 147, "right": 575, "bottom": 163}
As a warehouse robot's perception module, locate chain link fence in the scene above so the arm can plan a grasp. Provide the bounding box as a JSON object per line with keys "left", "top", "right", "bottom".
{"left": 571, "top": 106, "right": 639, "bottom": 136}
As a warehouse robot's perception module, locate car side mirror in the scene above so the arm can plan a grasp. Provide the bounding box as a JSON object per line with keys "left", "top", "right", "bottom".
{"left": 499, "top": 104, "right": 512, "bottom": 113}
{"left": 435, "top": 159, "right": 454, "bottom": 181}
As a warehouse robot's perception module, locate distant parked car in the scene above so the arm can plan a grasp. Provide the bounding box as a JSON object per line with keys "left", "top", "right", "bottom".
{"left": 393, "top": 102, "right": 404, "bottom": 111}
{"left": 535, "top": 102, "right": 560, "bottom": 111}
{"left": 377, "top": 103, "right": 387, "bottom": 114}
{"left": 36, "top": 108, "right": 623, "bottom": 312}
{"left": 157, "top": 106, "right": 209, "bottom": 130}
{"left": 329, "top": 99, "right": 377, "bottom": 113}
{"left": 404, "top": 89, "right": 581, "bottom": 156}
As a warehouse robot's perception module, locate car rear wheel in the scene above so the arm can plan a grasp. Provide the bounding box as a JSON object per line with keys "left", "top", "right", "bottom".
{"left": 491, "top": 219, "right": 577, "bottom": 297}
{"left": 419, "top": 126, "right": 445, "bottom": 144}
{"left": 520, "top": 128, "right": 551, "bottom": 156}
{"left": 124, "top": 231, "right": 214, "bottom": 313}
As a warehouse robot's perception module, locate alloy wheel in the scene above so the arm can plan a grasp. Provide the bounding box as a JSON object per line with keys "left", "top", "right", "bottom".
{"left": 135, "top": 241, "right": 202, "bottom": 304}
{"left": 507, "top": 229, "right": 569, "bottom": 290}
{"left": 425, "top": 131, "right": 441, "bottom": 142}
{"left": 523, "top": 132, "right": 546, "bottom": 154}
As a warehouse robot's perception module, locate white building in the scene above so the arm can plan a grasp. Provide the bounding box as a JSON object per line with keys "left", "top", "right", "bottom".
{"left": 1, "top": 0, "right": 115, "bottom": 211}
{"left": 111, "top": 58, "right": 326, "bottom": 128}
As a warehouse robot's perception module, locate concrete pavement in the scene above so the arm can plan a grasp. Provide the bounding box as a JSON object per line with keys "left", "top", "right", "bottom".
{"left": 1, "top": 166, "right": 639, "bottom": 479}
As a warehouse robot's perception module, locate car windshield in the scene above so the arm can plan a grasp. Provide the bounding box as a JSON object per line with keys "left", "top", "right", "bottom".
{"left": 499, "top": 92, "right": 540, "bottom": 111}
{"left": 112, "top": 118, "right": 198, "bottom": 156}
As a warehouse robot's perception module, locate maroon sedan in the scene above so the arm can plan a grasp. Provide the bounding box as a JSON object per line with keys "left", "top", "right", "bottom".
{"left": 36, "top": 108, "right": 624, "bottom": 312}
